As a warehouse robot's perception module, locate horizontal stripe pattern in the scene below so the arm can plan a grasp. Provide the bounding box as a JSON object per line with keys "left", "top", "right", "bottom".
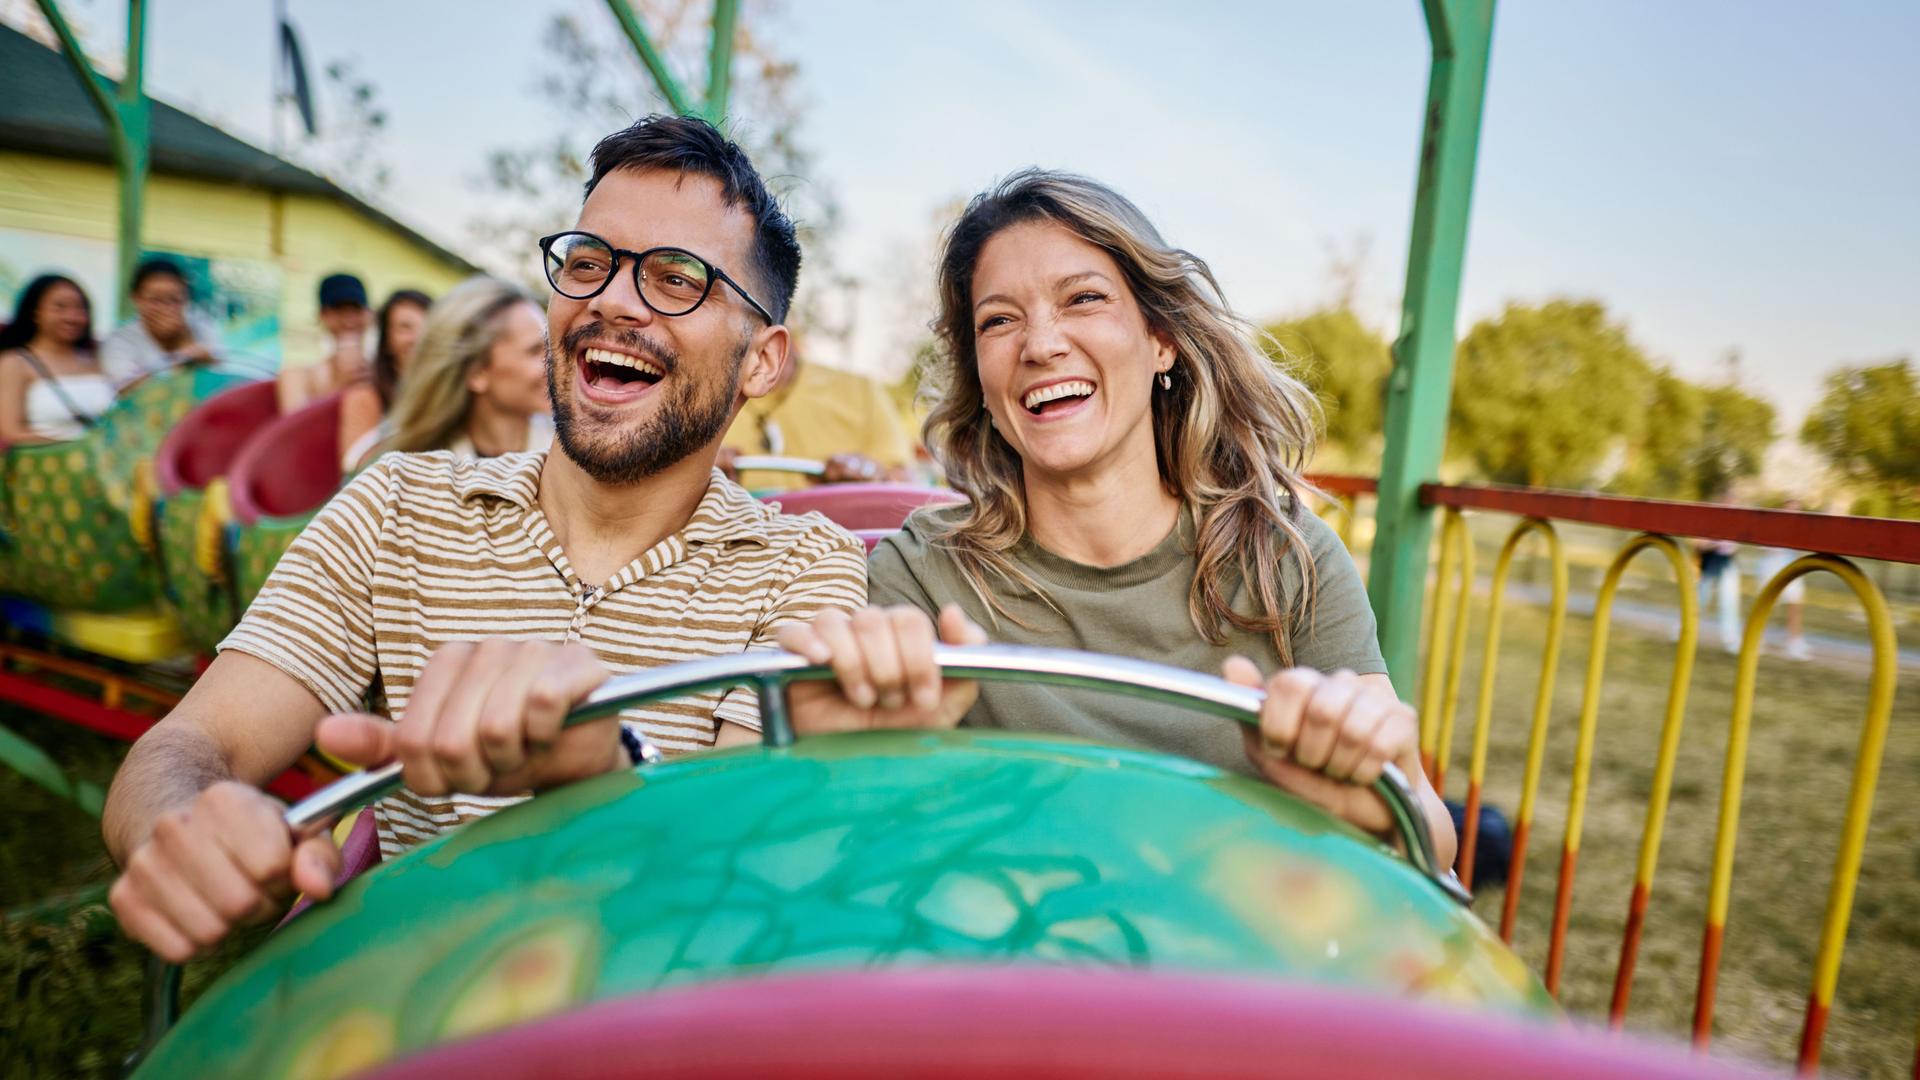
{"left": 220, "top": 450, "right": 865, "bottom": 858}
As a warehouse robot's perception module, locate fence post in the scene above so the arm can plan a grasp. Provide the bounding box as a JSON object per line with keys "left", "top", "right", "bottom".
{"left": 1368, "top": 0, "right": 1495, "bottom": 689}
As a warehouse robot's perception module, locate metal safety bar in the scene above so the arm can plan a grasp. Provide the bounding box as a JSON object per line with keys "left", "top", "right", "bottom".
{"left": 284, "top": 645, "right": 1466, "bottom": 903}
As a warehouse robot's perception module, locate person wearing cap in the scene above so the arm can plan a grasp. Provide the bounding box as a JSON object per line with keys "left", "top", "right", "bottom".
{"left": 277, "top": 272, "right": 376, "bottom": 414}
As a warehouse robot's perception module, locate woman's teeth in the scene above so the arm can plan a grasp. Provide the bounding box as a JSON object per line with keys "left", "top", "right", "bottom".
{"left": 1023, "top": 380, "right": 1095, "bottom": 413}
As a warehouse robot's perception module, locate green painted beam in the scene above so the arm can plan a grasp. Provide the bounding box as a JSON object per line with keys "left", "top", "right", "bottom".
{"left": 703, "top": 0, "right": 740, "bottom": 126}
{"left": 33, "top": 0, "right": 150, "bottom": 319}
{"left": 604, "top": 0, "right": 698, "bottom": 118}
{"left": 1367, "top": 0, "right": 1495, "bottom": 693}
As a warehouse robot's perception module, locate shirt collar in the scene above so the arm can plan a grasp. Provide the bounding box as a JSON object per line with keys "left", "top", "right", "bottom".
{"left": 454, "top": 451, "right": 772, "bottom": 547}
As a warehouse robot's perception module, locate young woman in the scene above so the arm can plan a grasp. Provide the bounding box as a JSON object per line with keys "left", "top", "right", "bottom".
{"left": 781, "top": 170, "right": 1454, "bottom": 863}
{"left": 0, "top": 274, "right": 113, "bottom": 444}
{"left": 364, "top": 277, "right": 551, "bottom": 465}
{"left": 338, "top": 288, "right": 432, "bottom": 470}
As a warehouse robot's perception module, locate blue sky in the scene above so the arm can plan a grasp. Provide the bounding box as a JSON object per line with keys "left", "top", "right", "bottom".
{"left": 19, "top": 0, "right": 1919, "bottom": 424}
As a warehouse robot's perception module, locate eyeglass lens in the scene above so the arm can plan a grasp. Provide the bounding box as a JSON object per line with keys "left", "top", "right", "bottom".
{"left": 545, "top": 233, "right": 713, "bottom": 314}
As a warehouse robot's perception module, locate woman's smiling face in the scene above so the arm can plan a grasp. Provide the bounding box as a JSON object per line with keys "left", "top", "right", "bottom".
{"left": 970, "top": 219, "right": 1174, "bottom": 483}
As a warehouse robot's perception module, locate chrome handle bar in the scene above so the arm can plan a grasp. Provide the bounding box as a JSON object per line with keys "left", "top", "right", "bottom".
{"left": 284, "top": 645, "right": 1470, "bottom": 905}
{"left": 729, "top": 455, "right": 825, "bottom": 477}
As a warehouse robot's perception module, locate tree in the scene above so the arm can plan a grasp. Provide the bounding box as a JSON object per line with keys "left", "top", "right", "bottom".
{"left": 1447, "top": 299, "right": 1655, "bottom": 488}
{"left": 1608, "top": 372, "right": 1776, "bottom": 501}
{"left": 468, "top": 1, "right": 847, "bottom": 345}
{"left": 1263, "top": 307, "right": 1392, "bottom": 465}
{"left": 303, "top": 58, "right": 392, "bottom": 197}
{"left": 1800, "top": 358, "right": 1920, "bottom": 516}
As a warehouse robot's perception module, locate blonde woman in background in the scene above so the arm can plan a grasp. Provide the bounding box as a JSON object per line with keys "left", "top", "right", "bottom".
{"left": 778, "top": 169, "right": 1455, "bottom": 865}
{"left": 353, "top": 276, "right": 552, "bottom": 469}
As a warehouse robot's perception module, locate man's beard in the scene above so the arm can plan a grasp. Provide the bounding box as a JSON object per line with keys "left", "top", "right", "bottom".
{"left": 547, "top": 323, "right": 747, "bottom": 486}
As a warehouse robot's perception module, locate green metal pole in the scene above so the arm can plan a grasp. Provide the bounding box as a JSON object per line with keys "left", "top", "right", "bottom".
{"left": 115, "top": 0, "right": 152, "bottom": 321}
{"left": 604, "top": 0, "right": 698, "bottom": 118}
{"left": 703, "top": 0, "right": 740, "bottom": 126}
{"left": 1367, "top": 0, "right": 1495, "bottom": 693}
{"left": 32, "top": 0, "right": 150, "bottom": 319}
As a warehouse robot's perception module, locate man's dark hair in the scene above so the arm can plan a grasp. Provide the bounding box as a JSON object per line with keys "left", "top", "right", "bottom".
{"left": 131, "top": 257, "right": 190, "bottom": 296}
{"left": 585, "top": 114, "right": 801, "bottom": 325}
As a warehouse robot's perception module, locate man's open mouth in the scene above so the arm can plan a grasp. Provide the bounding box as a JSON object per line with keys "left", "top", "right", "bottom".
{"left": 580, "top": 346, "right": 665, "bottom": 391}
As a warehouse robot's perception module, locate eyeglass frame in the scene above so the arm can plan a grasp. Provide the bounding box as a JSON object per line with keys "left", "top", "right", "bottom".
{"left": 537, "top": 231, "right": 776, "bottom": 326}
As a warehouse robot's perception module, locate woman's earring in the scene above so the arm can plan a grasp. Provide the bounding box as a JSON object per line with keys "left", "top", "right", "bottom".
{"left": 1157, "top": 371, "right": 1173, "bottom": 390}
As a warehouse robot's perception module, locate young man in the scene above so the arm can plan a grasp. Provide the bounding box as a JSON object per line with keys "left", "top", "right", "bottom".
{"left": 276, "top": 272, "right": 374, "bottom": 413}
{"left": 103, "top": 116, "right": 867, "bottom": 963}
{"left": 99, "top": 257, "right": 220, "bottom": 385}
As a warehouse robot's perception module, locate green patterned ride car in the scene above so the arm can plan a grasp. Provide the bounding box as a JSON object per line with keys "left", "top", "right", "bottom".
{"left": 137, "top": 650, "right": 1550, "bottom": 1080}
{"left": 0, "top": 368, "right": 250, "bottom": 612}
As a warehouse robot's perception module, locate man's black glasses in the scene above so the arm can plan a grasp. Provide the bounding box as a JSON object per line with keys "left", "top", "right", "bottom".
{"left": 538, "top": 231, "right": 775, "bottom": 325}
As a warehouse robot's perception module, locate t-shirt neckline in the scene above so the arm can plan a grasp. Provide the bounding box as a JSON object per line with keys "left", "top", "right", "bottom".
{"left": 1016, "top": 507, "right": 1195, "bottom": 591}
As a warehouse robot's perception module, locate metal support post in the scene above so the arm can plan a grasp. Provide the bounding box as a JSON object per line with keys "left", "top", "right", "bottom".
{"left": 33, "top": 0, "right": 151, "bottom": 320}
{"left": 1367, "top": 0, "right": 1495, "bottom": 690}
{"left": 704, "top": 0, "right": 739, "bottom": 125}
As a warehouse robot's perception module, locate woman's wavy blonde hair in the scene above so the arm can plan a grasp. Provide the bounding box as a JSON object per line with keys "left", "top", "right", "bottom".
{"left": 923, "top": 169, "right": 1325, "bottom": 663}
{"left": 379, "top": 276, "right": 533, "bottom": 455}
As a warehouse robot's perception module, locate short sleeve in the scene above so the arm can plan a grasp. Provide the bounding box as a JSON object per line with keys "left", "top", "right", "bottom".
{"left": 1288, "top": 512, "right": 1388, "bottom": 677}
{"left": 710, "top": 520, "right": 868, "bottom": 731}
{"left": 98, "top": 326, "right": 146, "bottom": 385}
{"left": 216, "top": 462, "right": 392, "bottom": 713}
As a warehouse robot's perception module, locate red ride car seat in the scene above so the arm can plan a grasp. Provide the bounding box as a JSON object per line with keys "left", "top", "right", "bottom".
{"left": 228, "top": 393, "right": 345, "bottom": 524}
{"left": 154, "top": 381, "right": 281, "bottom": 496}
{"left": 761, "top": 483, "right": 964, "bottom": 532}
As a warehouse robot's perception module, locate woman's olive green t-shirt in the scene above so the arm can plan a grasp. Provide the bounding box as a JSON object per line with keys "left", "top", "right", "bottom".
{"left": 867, "top": 505, "right": 1388, "bottom": 778}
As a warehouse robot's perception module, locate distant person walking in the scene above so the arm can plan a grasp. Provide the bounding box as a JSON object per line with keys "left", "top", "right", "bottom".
{"left": 1754, "top": 498, "right": 1812, "bottom": 661}
{"left": 1696, "top": 537, "right": 1742, "bottom": 655}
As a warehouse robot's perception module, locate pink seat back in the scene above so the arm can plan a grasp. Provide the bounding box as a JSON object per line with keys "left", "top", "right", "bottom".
{"left": 154, "top": 381, "right": 279, "bottom": 496}
{"left": 228, "top": 393, "right": 344, "bottom": 524}
{"left": 277, "top": 807, "right": 382, "bottom": 927}
{"left": 761, "top": 483, "right": 963, "bottom": 532}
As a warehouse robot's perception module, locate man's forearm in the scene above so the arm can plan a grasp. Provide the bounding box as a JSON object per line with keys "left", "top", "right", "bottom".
{"left": 102, "top": 723, "right": 234, "bottom": 865}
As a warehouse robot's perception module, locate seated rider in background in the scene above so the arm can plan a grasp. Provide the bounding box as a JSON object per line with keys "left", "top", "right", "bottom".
{"left": 775, "top": 169, "right": 1455, "bottom": 865}
{"left": 719, "top": 341, "right": 915, "bottom": 487}
{"left": 103, "top": 115, "right": 865, "bottom": 963}
{"left": 0, "top": 273, "right": 112, "bottom": 444}
{"left": 99, "top": 257, "right": 220, "bottom": 385}
{"left": 347, "top": 278, "right": 550, "bottom": 471}
{"left": 337, "top": 287, "right": 432, "bottom": 469}
{"left": 277, "top": 272, "right": 374, "bottom": 414}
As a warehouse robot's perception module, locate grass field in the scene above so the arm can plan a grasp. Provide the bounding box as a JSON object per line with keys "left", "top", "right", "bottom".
{"left": 0, "top": 590, "right": 1914, "bottom": 1077}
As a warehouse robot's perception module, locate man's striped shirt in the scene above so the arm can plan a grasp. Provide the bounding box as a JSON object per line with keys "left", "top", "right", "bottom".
{"left": 219, "top": 450, "right": 866, "bottom": 856}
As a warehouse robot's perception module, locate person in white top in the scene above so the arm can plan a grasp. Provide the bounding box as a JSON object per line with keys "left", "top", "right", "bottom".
{"left": 99, "top": 258, "right": 220, "bottom": 386}
{"left": 349, "top": 276, "right": 554, "bottom": 470}
{"left": 0, "top": 273, "right": 115, "bottom": 444}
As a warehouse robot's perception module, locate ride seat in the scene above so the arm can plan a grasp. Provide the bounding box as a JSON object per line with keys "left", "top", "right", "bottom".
{"left": 153, "top": 381, "right": 279, "bottom": 496}
{"left": 762, "top": 483, "right": 964, "bottom": 532}
{"left": 228, "top": 393, "right": 345, "bottom": 524}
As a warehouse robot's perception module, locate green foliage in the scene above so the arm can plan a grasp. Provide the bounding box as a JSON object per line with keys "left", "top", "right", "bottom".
{"left": 1800, "top": 358, "right": 1920, "bottom": 517}
{"left": 1611, "top": 372, "right": 1776, "bottom": 500}
{"left": 1264, "top": 307, "right": 1393, "bottom": 463}
{"left": 1448, "top": 300, "right": 1655, "bottom": 487}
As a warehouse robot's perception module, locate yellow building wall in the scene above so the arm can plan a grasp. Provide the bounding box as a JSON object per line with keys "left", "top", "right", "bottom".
{"left": 0, "top": 150, "right": 472, "bottom": 365}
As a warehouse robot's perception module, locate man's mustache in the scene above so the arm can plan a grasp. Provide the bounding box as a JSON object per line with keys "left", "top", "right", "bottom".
{"left": 559, "top": 322, "right": 678, "bottom": 375}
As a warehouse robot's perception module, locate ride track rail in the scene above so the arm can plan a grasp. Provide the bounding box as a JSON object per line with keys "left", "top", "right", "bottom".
{"left": 1310, "top": 474, "right": 1915, "bottom": 1077}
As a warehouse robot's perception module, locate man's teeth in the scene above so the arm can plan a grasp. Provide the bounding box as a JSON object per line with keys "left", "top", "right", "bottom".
{"left": 583, "top": 347, "right": 663, "bottom": 378}
{"left": 1023, "top": 380, "right": 1095, "bottom": 411}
